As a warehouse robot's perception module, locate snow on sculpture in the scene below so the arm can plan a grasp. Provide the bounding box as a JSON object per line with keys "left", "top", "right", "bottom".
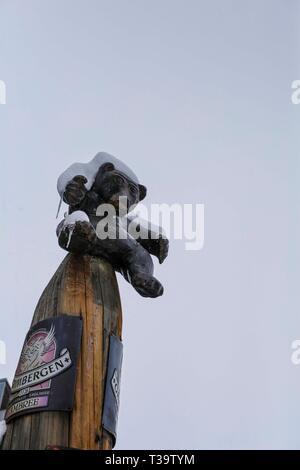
{"left": 56, "top": 152, "right": 169, "bottom": 298}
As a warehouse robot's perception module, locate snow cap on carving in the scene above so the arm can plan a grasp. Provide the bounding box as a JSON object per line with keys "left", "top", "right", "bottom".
{"left": 57, "top": 152, "right": 139, "bottom": 198}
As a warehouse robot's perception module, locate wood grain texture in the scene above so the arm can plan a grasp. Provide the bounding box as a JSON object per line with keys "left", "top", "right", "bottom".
{"left": 1, "top": 254, "right": 122, "bottom": 450}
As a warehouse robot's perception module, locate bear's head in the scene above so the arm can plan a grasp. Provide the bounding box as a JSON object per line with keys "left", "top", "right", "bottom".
{"left": 92, "top": 162, "right": 147, "bottom": 215}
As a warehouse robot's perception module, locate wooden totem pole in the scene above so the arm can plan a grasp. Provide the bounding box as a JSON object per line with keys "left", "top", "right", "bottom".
{"left": 2, "top": 254, "right": 122, "bottom": 450}
{"left": 1, "top": 152, "right": 168, "bottom": 450}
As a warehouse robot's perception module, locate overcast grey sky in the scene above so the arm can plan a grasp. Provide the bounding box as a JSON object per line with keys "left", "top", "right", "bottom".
{"left": 0, "top": 0, "right": 300, "bottom": 449}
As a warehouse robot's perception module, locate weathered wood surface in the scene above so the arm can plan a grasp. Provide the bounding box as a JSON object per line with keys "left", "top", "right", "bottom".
{"left": 2, "top": 254, "right": 122, "bottom": 450}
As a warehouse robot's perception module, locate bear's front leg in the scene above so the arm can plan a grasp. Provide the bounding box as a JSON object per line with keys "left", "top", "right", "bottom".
{"left": 138, "top": 235, "right": 169, "bottom": 264}
{"left": 126, "top": 216, "right": 169, "bottom": 264}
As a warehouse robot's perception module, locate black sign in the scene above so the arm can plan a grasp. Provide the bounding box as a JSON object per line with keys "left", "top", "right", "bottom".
{"left": 102, "top": 334, "right": 123, "bottom": 447}
{"left": 5, "top": 315, "right": 82, "bottom": 422}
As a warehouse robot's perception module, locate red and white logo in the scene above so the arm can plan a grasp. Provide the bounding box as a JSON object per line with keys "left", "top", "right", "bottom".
{"left": 18, "top": 324, "right": 56, "bottom": 374}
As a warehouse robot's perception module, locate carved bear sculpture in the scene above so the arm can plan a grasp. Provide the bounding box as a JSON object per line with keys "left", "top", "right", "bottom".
{"left": 56, "top": 153, "right": 169, "bottom": 298}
